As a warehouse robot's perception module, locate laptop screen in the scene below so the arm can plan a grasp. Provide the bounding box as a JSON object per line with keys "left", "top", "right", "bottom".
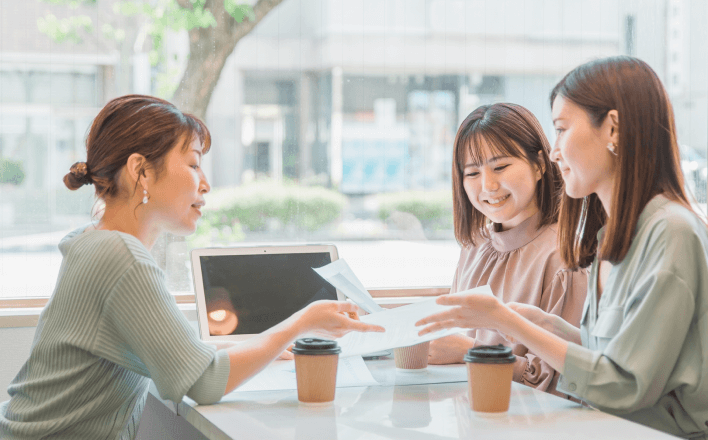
{"left": 199, "top": 252, "right": 337, "bottom": 336}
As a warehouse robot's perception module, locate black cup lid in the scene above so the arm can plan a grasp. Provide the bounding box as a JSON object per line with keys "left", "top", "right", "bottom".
{"left": 292, "top": 338, "right": 342, "bottom": 355}
{"left": 464, "top": 344, "right": 515, "bottom": 364}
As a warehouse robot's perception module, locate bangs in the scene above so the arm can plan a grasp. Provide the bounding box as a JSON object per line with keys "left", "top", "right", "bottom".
{"left": 458, "top": 128, "right": 527, "bottom": 171}
{"left": 179, "top": 114, "right": 212, "bottom": 154}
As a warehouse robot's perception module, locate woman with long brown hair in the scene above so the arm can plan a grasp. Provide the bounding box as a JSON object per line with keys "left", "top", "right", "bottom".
{"left": 417, "top": 56, "right": 708, "bottom": 438}
{"left": 0, "top": 95, "right": 383, "bottom": 440}
{"left": 428, "top": 103, "right": 587, "bottom": 398}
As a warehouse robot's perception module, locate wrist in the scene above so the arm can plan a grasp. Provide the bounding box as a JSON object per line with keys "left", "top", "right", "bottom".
{"left": 496, "top": 305, "right": 522, "bottom": 342}
{"left": 274, "top": 307, "right": 309, "bottom": 342}
{"left": 291, "top": 310, "right": 310, "bottom": 337}
{"left": 546, "top": 313, "right": 561, "bottom": 335}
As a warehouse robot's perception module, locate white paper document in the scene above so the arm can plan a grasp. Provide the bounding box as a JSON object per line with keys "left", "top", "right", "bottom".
{"left": 313, "top": 259, "right": 384, "bottom": 314}
{"left": 231, "top": 355, "right": 378, "bottom": 394}
{"left": 313, "top": 259, "right": 494, "bottom": 358}
{"left": 337, "top": 285, "right": 495, "bottom": 357}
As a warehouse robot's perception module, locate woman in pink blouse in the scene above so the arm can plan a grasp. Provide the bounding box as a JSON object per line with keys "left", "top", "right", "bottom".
{"left": 429, "top": 103, "right": 587, "bottom": 396}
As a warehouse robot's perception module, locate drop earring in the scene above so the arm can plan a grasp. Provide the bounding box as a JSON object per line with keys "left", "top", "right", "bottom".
{"left": 606, "top": 142, "right": 618, "bottom": 156}
{"left": 142, "top": 189, "right": 148, "bottom": 204}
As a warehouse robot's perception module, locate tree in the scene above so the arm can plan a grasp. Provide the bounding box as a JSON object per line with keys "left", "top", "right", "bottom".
{"left": 37, "top": 0, "right": 285, "bottom": 119}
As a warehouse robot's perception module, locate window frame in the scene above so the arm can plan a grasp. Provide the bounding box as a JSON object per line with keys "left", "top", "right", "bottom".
{"left": 0, "top": 287, "right": 450, "bottom": 310}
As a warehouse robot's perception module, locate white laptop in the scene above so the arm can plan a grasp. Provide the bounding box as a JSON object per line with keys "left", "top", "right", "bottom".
{"left": 191, "top": 245, "right": 344, "bottom": 342}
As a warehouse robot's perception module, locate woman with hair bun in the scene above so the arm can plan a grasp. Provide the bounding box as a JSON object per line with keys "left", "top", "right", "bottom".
{"left": 0, "top": 95, "right": 383, "bottom": 440}
{"left": 418, "top": 56, "right": 708, "bottom": 438}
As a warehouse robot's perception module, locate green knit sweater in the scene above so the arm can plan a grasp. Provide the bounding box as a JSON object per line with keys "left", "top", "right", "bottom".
{"left": 0, "top": 226, "right": 230, "bottom": 439}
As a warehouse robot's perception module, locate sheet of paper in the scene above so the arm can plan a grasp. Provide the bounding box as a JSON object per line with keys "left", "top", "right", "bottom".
{"left": 231, "top": 355, "right": 378, "bottom": 394}
{"left": 337, "top": 285, "right": 495, "bottom": 357}
{"left": 313, "top": 259, "right": 384, "bottom": 314}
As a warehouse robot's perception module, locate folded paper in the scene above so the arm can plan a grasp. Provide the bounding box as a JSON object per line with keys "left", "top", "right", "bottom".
{"left": 313, "top": 259, "right": 384, "bottom": 314}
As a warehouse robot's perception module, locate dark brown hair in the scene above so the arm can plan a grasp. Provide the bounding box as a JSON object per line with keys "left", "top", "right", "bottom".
{"left": 550, "top": 56, "right": 694, "bottom": 269}
{"left": 452, "top": 103, "right": 563, "bottom": 247}
{"left": 63, "top": 94, "right": 211, "bottom": 200}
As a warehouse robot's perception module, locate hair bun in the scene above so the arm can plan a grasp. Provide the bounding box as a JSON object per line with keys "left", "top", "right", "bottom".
{"left": 64, "top": 162, "right": 93, "bottom": 189}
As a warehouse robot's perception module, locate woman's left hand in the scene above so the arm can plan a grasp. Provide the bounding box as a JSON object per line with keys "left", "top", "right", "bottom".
{"left": 416, "top": 293, "right": 507, "bottom": 336}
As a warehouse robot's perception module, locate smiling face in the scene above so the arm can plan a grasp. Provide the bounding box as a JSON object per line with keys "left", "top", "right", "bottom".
{"left": 462, "top": 138, "right": 543, "bottom": 231}
{"left": 143, "top": 136, "right": 210, "bottom": 236}
{"left": 551, "top": 95, "right": 617, "bottom": 202}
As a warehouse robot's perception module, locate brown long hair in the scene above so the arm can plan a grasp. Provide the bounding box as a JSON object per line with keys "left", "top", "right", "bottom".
{"left": 452, "top": 103, "right": 563, "bottom": 247}
{"left": 550, "top": 56, "right": 693, "bottom": 269}
{"left": 63, "top": 95, "right": 211, "bottom": 200}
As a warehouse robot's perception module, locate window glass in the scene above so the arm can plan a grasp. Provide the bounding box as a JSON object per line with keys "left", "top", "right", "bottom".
{"left": 0, "top": 71, "right": 26, "bottom": 103}
{"left": 1, "top": 0, "right": 706, "bottom": 300}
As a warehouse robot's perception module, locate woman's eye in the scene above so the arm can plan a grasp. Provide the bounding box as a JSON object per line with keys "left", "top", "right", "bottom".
{"left": 464, "top": 172, "right": 479, "bottom": 178}
{"left": 191, "top": 164, "right": 200, "bottom": 170}
{"left": 494, "top": 165, "right": 509, "bottom": 172}
{"left": 555, "top": 128, "right": 564, "bottom": 135}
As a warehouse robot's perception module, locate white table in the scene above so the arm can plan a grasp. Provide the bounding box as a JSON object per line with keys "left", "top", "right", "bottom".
{"left": 154, "top": 358, "right": 677, "bottom": 440}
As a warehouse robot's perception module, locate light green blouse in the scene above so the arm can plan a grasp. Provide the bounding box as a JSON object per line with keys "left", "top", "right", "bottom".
{"left": 558, "top": 196, "right": 708, "bottom": 438}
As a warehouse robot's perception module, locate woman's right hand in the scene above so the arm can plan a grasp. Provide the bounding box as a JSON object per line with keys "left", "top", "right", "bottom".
{"left": 296, "top": 300, "right": 385, "bottom": 339}
{"left": 506, "top": 302, "right": 552, "bottom": 331}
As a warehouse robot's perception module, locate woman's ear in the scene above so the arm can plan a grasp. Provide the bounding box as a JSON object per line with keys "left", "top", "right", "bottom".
{"left": 535, "top": 150, "right": 546, "bottom": 180}
{"left": 125, "top": 153, "right": 148, "bottom": 189}
{"left": 606, "top": 110, "right": 619, "bottom": 145}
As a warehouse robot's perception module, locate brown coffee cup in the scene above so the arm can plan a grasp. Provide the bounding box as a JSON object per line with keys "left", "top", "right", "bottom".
{"left": 464, "top": 344, "right": 515, "bottom": 413}
{"left": 393, "top": 341, "right": 430, "bottom": 370}
{"left": 292, "top": 338, "right": 341, "bottom": 404}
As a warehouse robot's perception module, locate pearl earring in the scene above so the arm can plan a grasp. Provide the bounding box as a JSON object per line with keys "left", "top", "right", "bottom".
{"left": 142, "top": 189, "right": 148, "bottom": 204}
{"left": 607, "top": 142, "right": 618, "bottom": 156}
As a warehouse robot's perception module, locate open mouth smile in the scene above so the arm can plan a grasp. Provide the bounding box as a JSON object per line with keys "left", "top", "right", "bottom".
{"left": 485, "top": 194, "right": 510, "bottom": 206}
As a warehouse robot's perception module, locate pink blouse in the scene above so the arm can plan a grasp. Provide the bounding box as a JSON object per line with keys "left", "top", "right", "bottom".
{"left": 451, "top": 211, "right": 588, "bottom": 396}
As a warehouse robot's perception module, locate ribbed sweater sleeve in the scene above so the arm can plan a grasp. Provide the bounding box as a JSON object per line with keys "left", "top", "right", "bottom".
{"left": 93, "top": 260, "right": 230, "bottom": 404}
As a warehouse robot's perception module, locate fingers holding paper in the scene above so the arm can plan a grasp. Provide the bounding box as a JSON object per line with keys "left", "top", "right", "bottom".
{"left": 416, "top": 292, "right": 505, "bottom": 336}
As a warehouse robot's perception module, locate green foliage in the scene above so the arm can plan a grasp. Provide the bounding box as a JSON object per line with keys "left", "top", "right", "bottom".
{"left": 377, "top": 190, "right": 453, "bottom": 231}
{"left": 199, "top": 182, "right": 347, "bottom": 233}
{"left": 0, "top": 158, "right": 25, "bottom": 186}
{"left": 39, "top": 1, "right": 255, "bottom": 52}
{"left": 38, "top": 0, "right": 255, "bottom": 98}
{"left": 36, "top": 14, "right": 93, "bottom": 44}
{"left": 101, "top": 23, "right": 126, "bottom": 42}
{"left": 224, "top": 0, "right": 255, "bottom": 22}
{"left": 113, "top": 1, "right": 218, "bottom": 32}
{"left": 112, "top": 0, "right": 219, "bottom": 66}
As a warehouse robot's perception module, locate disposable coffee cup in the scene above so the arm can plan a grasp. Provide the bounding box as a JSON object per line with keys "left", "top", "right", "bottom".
{"left": 393, "top": 341, "right": 430, "bottom": 371}
{"left": 292, "top": 338, "right": 341, "bottom": 405}
{"left": 464, "top": 344, "right": 515, "bottom": 413}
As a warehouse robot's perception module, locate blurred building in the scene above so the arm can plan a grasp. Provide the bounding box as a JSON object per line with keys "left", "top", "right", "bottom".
{"left": 202, "top": 0, "right": 706, "bottom": 199}
{"left": 0, "top": 0, "right": 136, "bottom": 235}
